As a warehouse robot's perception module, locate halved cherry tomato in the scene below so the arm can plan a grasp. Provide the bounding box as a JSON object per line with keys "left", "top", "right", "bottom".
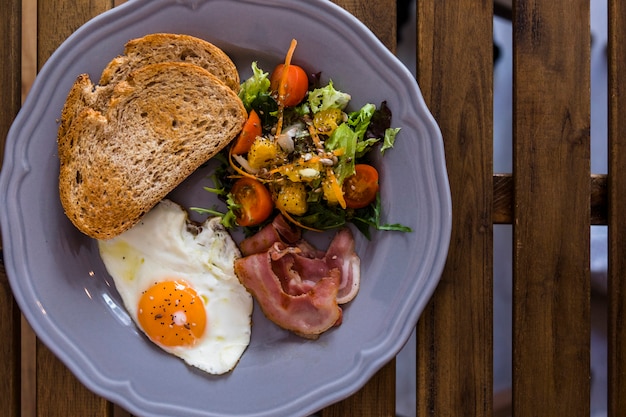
{"left": 342, "top": 164, "right": 379, "bottom": 209}
{"left": 231, "top": 177, "right": 274, "bottom": 226}
{"left": 270, "top": 63, "right": 309, "bottom": 107}
{"left": 231, "top": 109, "right": 262, "bottom": 155}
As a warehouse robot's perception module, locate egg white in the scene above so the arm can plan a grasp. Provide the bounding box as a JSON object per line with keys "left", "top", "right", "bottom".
{"left": 98, "top": 199, "right": 252, "bottom": 375}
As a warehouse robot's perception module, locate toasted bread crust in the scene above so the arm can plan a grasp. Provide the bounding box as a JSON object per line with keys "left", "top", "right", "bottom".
{"left": 58, "top": 61, "right": 245, "bottom": 239}
{"left": 58, "top": 74, "right": 97, "bottom": 142}
{"left": 99, "top": 33, "right": 240, "bottom": 92}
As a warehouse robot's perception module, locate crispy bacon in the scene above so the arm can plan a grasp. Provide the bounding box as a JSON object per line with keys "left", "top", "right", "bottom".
{"left": 234, "top": 217, "right": 360, "bottom": 337}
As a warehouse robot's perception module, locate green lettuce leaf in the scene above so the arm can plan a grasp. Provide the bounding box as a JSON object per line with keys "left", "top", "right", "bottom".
{"left": 308, "top": 80, "right": 351, "bottom": 113}
{"left": 348, "top": 103, "right": 376, "bottom": 140}
{"left": 325, "top": 123, "right": 357, "bottom": 184}
{"left": 381, "top": 127, "right": 401, "bottom": 155}
{"left": 238, "top": 62, "right": 270, "bottom": 110}
{"left": 351, "top": 194, "right": 413, "bottom": 239}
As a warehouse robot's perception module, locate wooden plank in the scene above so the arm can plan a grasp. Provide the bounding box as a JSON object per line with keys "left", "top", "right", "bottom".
{"left": 415, "top": 1, "right": 493, "bottom": 416}
{"left": 36, "top": 339, "right": 113, "bottom": 417}
{"left": 36, "top": 1, "right": 116, "bottom": 416}
{"left": 1, "top": 0, "right": 22, "bottom": 163}
{"left": 607, "top": 0, "right": 626, "bottom": 415}
{"left": 0, "top": 0, "right": 23, "bottom": 415}
{"left": 320, "top": 359, "right": 396, "bottom": 417}
{"left": 330, "top": 0, "right": 396, "bottom": 53}
{"left": 0, "top": 262, "right": 20, "bottom": 417}
{"left": 22, "top": 0, "right": 37, "bottom": 102}
{"left": 37, "top": 0, "right": 115, "bottom": 68}
{"left": 512, "top": 0, "right": 591, "bottom": 415}
{"left": 320, "top": 1, "right": 397, "bottom": 415}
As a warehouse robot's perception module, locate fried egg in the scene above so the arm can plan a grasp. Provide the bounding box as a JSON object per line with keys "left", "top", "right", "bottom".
{"left": 98, "top": 199, "right": 252, "bottom": 375}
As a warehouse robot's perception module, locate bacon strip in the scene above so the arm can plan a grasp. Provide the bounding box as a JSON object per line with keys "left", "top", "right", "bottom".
{"left": 325, "top": 228, "right": 360, "bottom": 304}
{"left": 234, "top": 216, "right": 360, "bottom": 337}
{"left": 234, "top": 248, "right": 342, "bottom": 338}
{"left": 271, "top": 245, "right": 327, "bottom": 295}
{"left": 239, "top": 214, "right": 301, "bottom": 256}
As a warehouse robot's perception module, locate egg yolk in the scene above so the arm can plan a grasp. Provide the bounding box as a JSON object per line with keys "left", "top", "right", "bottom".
{"left": 137, "top": 280, "right": 207, "bottom": 347}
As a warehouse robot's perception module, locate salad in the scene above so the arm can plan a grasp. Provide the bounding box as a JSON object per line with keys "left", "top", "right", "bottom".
{"left": 194, "top": 39, "right": 410, "bottom": 238}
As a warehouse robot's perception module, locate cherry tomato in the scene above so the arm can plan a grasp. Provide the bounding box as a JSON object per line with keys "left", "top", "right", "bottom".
{"left": 231, "top": 110, "right": 262, "bottom": 155}
{"left": 342, "top": 164, "right": 380, "bottom": 209}
{"left": 270, "top": 63, "right": 309, "bottom": 107}
{"left": 231, "top": 177, "right": 274, "bottom": 226}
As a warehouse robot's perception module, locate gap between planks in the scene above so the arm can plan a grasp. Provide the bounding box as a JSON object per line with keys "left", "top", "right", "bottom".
{"left": 493, "top": 173, "right": 607, "bottom": 225}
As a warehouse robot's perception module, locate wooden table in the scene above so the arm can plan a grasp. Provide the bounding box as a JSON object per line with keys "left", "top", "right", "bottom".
{"left": 1, "top": 0, "right": 625, "bottom": 416}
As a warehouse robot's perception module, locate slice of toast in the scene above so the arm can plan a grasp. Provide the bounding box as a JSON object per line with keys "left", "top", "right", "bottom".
{"left": 100, "top": 33, "right": 240, "bottom": 92}
{"left": 59, "top": 34, "right": 240, "bottom": 140}
{"left": 58, "top": 62, "right": 246, "bottom": 239}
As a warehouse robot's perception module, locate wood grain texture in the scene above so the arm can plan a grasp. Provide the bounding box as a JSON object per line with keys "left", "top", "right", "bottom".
{"left": 415, "top": 1, "right": 494, "bottom": 416}
{"left": 37, "top": 0, "right": 115, "bottom": 70}
{"left": 0, "top": 265, "right": 20, "bottom": 417}
{"left": 512, "top": 0, "right": 591, "bottom": 415}
{"left": 331, "top": 0, "right": 396, "bottom": 51}
{"left": 320, "top": 359, "right": 396, "bottom": 417}
{"left": 36, "top": 1, "right": 116, "bottom": 416}
{"left": 319, "top": 1, "right": 397, "bottom": 415}
{"left": 36, "top": 339, "right": 113, "bottom": 417}
{"left": 2, "top": 0, "right": 22, "bottom": 164}
{"left": 22, "top": 0, "right": 37, "bottom": 102}
{"left": 0, "top": 0, "right": 23, "bottom": 416}
{"left": 608, "top": 0, "right": 626, "bottom": 415}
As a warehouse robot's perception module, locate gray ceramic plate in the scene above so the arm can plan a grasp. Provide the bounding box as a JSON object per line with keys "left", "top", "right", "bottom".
{"left": 0, "top": 0, "right": 451, "bottom": 416}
